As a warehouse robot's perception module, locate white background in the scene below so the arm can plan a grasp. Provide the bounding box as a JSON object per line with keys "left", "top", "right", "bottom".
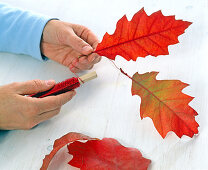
{"left": 0, "top": 0, "right": 208, "bottom": 169}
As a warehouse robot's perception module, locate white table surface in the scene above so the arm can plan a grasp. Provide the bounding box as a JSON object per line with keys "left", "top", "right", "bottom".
{"left": 0, "top": 0, "right": 208, "bottom": 169}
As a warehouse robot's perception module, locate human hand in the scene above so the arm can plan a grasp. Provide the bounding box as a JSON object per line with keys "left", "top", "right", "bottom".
{"left": 41, "top": 20, "right": 101, "bottom": 73}
{"left": 0, "top": 80, "right": 76, "bottom": 130}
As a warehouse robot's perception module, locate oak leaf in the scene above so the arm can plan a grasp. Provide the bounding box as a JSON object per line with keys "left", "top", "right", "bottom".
{"left": 95, "top": 8, "right": 191, "bottom": 61}
{"left": 131, "top": 72, "right": 199, "bottom": 138}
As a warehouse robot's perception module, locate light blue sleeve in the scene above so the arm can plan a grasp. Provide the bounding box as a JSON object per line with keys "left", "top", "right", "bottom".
{"left": 0, "top": 3, "right": 52, "bottom": 60}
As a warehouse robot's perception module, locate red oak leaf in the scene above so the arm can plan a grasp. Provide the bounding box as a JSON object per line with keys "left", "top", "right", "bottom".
{"left": 95, "top": 8, "right": 191, "bottom": 61}
{"left": 131, "top": 72, "right": 199, "bottom": 138}
{"left": 68, "top": 138, "right": 151, "bottom": 170}
{"left": 40, "top": 132, "right": 95, "bottom": 170}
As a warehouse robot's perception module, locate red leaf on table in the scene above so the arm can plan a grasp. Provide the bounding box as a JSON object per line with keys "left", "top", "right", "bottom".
{"left": 41, "top": 133, "right": 150, "bottom": 169}
{"left": 40, "top": 132, "right": 95, "bottom": 170}
{"left": 95, "top": 8, "right": 191, "bottom": 61}
{"left": 68, "top": 138, "right": 151, "bottom": 170}
{"left": 131, "top": 72, "right": 199, "bottom": 138}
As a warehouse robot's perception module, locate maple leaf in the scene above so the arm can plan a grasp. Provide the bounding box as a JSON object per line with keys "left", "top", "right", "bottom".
{"left": 131, "top": 72, "right": 199, "bottom": 138}
{"left": 40, "top": 132, "right": 94, "bottom": 170}
{"left": 95, "top": 8, "right": 191, "bottom": 61}
{"left": 68, "top": 138, "right": 151, "bottom": 170}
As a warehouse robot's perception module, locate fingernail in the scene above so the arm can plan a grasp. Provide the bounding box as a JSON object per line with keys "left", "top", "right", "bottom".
{"left": 46, "top": 80, "right": 55, "bottom": 86}
{"left": 82, "top": 45, "right": 93, "bottom": 52}
{"left": 89, "top": 56, "right": 96, "bottom": 62}
{"left": 72, "top": 91, "right": 76, "bottom": 96}
{"left": 95, "top": 56, "right": 101, "bottom": 63}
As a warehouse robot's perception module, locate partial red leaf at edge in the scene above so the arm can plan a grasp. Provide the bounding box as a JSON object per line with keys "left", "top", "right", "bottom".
{"left": 95, "top": 8, "right": 191, "bottom": 61}
{"left": 68, "top": 138, "right": 151, "bottom": 170}
{"left": 40, "top": 132, "right": 96, "bottom": 170}
{"left": 131, "top": 72, "right": 199, "bottom": 138}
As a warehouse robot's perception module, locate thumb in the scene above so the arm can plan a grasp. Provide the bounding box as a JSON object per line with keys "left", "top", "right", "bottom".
{"left": 14, "top": 79, "right": 55, "bottom": 95}
{"left": 66, "top": 30, "right": 93, "bottom": 55}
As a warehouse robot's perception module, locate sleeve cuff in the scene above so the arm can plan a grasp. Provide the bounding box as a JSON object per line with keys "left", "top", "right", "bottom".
{"left": 31, "top": 17, "right": 57, "bottom": 61}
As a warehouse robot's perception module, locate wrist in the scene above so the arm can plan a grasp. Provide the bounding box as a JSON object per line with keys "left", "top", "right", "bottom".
{"left": 40, "top": 19, "right": 59, "bottom": 60}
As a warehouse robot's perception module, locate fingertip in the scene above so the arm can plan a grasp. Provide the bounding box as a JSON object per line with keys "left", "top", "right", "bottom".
{"left": 94, "top": 55, "right": 102, "bottom": 63}
{"left": 69, "top": 65, "right": 81, "bottom": 73}
{"left": 92, "top": 42, "right": 99, "bottom": 50}
{"left": 45, "top": 80, "right": 56, "bottom": 86}
{"left": 72, "top": 90, "right": 76, "bottom": 97}
{"left": 88, "top": 55, "right": 95, "bottom": 62}
{"left": 88, "top": 53, "right": 100, "bottom": 63}
{"left": 64, "top": 90, "right": 76, "bottom": 101}
{"left": 82, "top": 45, "right": 93, "bottom": 55}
